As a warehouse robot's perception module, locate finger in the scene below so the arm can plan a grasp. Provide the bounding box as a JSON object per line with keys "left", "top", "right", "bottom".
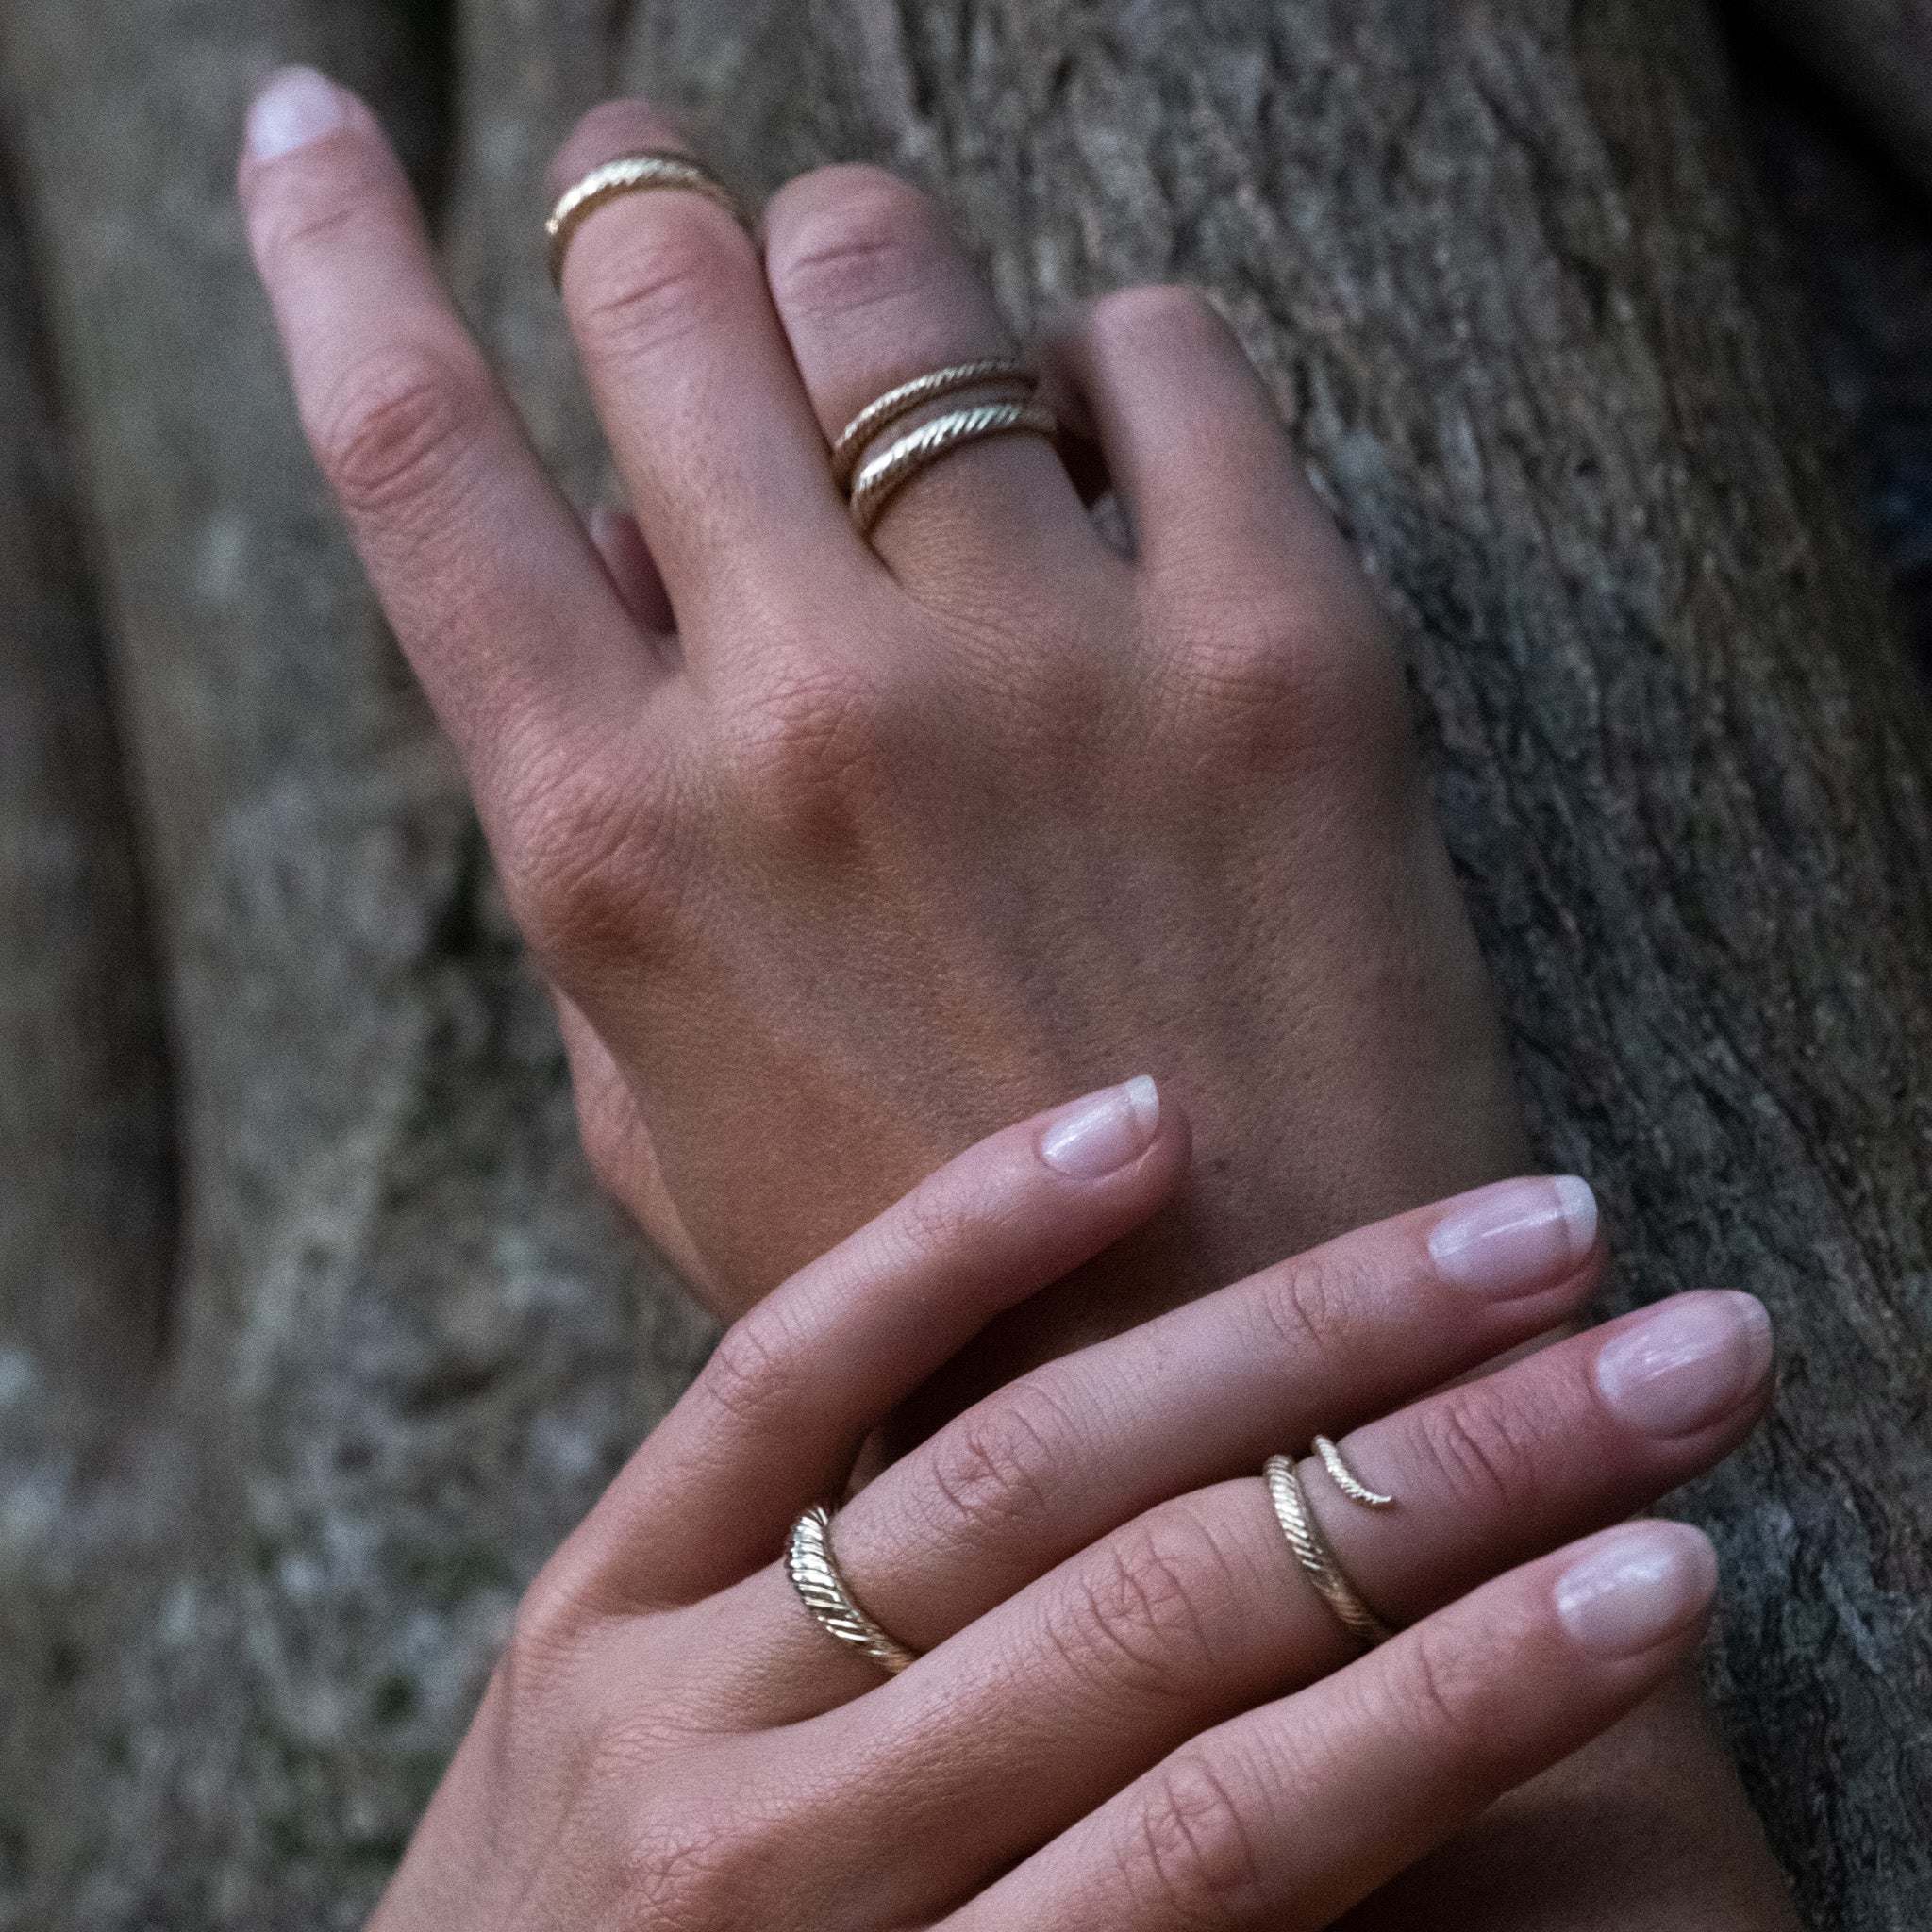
{"left": 587, "top": 505, "right": 675, "bottom": 637}
{"left": 842, "top": 1175, "right": 1609, "bottom": 1645}
{"left": 548, "top": 103, "right": 853, "bottom": 632}
{"left": 1297, "top": 1289, "right": 1774, "bottom": 1626}
{"left": 716, "top": 1287, "right": 1764, "bottom": 1879}
{"left": 1041, "top": 287, "right": 1379, "bottom": 625}
{"left": 241, "top": 70, "right": 654, "bottom": 789}
{"left": 948, "top": 1523, "right": 1718, "bottom": 1931}
{"left": 761, "top": 166, "right": 1099, "bottom": 583}
{"left": 680, "top": 1173, "right": 1607, "bottom": 1714}
{"left": 549, "top": 1078, "right": 1186, "bottom": 1609}
{"left": 553, "top": 991, "right": 714, "bottom": 1295}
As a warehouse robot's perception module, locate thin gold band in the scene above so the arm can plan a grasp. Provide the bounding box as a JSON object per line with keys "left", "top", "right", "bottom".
{"left": 785, "top": 1505, "right": 921, "bottom": 1675}
{"left": 830, "top": 358, "right": 1037, "bottom": 487}
{"left": 1263, "top": 1454, "right": 1394, "bottom": 1650}
{"left": 546, "top": 152, "right": 753, "bottom": 289}
{"left": 849, "top": 399, "right": 1060, "bottom": 536}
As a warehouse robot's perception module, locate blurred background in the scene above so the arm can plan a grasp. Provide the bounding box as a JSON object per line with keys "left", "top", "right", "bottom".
{"left": 4, "top": 2, "right": 1932, "bottom": 1925}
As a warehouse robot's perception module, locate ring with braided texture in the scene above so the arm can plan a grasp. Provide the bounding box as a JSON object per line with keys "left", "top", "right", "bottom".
{"left": 847, "top": 398, "right": 1061, "bottom": 535}
{"left": 786, "top": 1504, "right": 921, "bottom": 1675}
{"left": 1263, "top": 1453, "right": 1395, "bottom": 1651}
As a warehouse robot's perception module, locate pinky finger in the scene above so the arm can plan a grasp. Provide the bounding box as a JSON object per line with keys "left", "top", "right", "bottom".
{"left": 558, "top": 1077, "right": 1188, "bottom": 1608}
{"left": 953, "top": 1521, "right": 1718, "bottom": 1932}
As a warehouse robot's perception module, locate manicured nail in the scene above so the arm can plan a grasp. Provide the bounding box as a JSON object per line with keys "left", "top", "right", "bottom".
{"left": 1595, "top": 1291, "right": 1773, "bottom": 1438}
{"left": 247, "top": 67, "right": 352, "bottom": 162}
{"left": 1426, "top": 1175, "right": 1597, "bottom": 1297}
{"left": 1555, "top": 1522, "right": 1717, "bottom": 1659}
{"left": 1040, "top": 1076, "right": 1160, "bottom": 1178}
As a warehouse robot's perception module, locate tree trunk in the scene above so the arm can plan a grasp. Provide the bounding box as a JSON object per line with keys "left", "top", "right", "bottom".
{"left": 1739, "top": 0, "right": 1932, "bottom": 198}
{"left": 0, "top": 0, "right": 1927, "bottom": 1926}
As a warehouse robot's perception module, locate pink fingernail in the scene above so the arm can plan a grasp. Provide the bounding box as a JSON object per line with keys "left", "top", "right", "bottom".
{"left": 1554, "top": 1523, "right": 1717, "bottom": 1659}
{"left": 1425, "top": 1175, "right": 1597, "bottom": 1298}
{"left": 1039, "top": 1076, "right": 1160, "bottom": 1178}
{"left": 1595, "top": 1292, "right": 1773, "bottom": 1438}
{"left": 247, "top": 67, "right": 352, "bottom": 161}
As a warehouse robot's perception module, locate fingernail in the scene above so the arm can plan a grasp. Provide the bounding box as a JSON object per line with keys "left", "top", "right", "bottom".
{"left": 1595, "top": 1291, "right": 1773, "bottom": 1438}
{"left": 1426, "top": 1175, "right": 1597, "bottom": 1297}
{"left": 247, "top": 67, "right": 352, "bottom": 161}
{"left": 1040, "top": 1076, "right": 1160, "bottom": 1178}
{"left": 1555, "top": 1523, "right": 1717, "bottom": 1659}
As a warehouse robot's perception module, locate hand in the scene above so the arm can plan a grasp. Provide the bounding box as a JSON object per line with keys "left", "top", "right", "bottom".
{"left": 368, "top": 1083, "right": 1768, "bottom": 1931}
{"left": 239, "top": 77, "right": 1523, "bottom": 1350}
{"left": 238, "top": 74, "right": 1796, "bottom": 1925}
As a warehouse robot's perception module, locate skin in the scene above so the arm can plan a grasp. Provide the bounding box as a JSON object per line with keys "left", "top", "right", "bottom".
{"left": 239, "top": 72, "right": 1802, "bottom": 1927}
{"left": 364, "top": 1088, "right": 1761, "bottom": 1931}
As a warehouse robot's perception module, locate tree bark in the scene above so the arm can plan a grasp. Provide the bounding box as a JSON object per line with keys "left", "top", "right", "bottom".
{"left": 1739, "top": 0, "right": 1932, "bottom": 199}
{"left": 0, "top": 4, "right": 708, "bottom": 1926}
{"left": 0, "top": 0, "right": 1926, "bottom": 1925}
{"left": 630, "top": 2, "right": 1932, "bottom": 1922}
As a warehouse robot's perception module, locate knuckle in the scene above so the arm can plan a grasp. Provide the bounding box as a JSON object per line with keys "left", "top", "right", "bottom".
{"left": 1414, "top": 1380, "right": 1544, "bottom": 1519}
{"left": 695, "top": 1306, "right": 809, "bottom": 1439}
{"left": 1243, "top": 1247, "right": 1367, "bottom": 1371}
{"left": 717, "top": 667, "right": 894, "bottom": 838}
{"left": 1047, "top": 1506, "right": 1237, "bottom": 1701}
{"left": 1124, "top": 1749, "right": 1271, "bottom": 1926}
{"left": 312, "top": 345, "right": 489, "bottom": 523}
{"left": 1389, "top": 1619, "right": 1492, "bottom": 1750}
{"left": 921, "top": 1377, "right": 1078, "bottom": 1547}
{"left": 765, "top": 165, "right": 949, "bottom": 320}
{"left": 248, "top": 144, "right": 393, "bottom": 275}
{"left": 502, "top": 1556, "right": 598, "bottom": 1702}
{"left": 494, "top": 750, "right": 654, "bottom": 969}
{"left": 1161, "top": 589, "right": 1400, "bottom": 774}
{"left": 620, "top": 1802, "right": 763, "bottom": 1930}
{"left": 568, "top": 211, "right": 738, "bottom": 357}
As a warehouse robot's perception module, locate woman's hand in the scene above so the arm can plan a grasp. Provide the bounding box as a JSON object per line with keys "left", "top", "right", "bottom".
{"left": 238, "top": 75, "right": 1524, "bottom": 1337}
{"left": 370, "top": 1083, "right": 1769, "bottom": 1931}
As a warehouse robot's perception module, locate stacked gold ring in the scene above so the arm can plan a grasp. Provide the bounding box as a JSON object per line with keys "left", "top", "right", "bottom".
{"left": 834, "top": 359, "right": 1061, "bottom": 537}
{"left": 1263, "top": 1451, "right": 1395, "bottom": 1651}
{"left": 546, "top": 152, "right": 754, "bottom": 289}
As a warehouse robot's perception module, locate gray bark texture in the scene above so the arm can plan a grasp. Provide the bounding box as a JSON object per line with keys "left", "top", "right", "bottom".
{"left": 1740, "top": 0, "right": 1932, "bottom": 198}
{"left": 0, "top": 0, "right": 1928, "bottom": 1926}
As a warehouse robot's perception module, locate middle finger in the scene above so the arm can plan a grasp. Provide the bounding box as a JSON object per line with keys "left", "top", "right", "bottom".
{"left": 549, "top": 104, "right": 855, "bottom": 632}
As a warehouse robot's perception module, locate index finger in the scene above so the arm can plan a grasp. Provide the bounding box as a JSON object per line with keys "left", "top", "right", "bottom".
{"left": 240, "top": 69, "right": 654, "bottom": 799}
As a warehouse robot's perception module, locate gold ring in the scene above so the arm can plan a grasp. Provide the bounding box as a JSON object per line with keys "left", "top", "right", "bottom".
{"left": 1262, "top": 1454, "right": 1394, "bottom": 1650}
{"left": 1313, "top": 1435, "right": 1395, "bottom": 1509}
{"left": 546, "top": 152, "right": 753, "bottom": 290}
{"left": 785, "top": 1505, "right": 921, "bottom": 1675}
{"left": 830, "top": 358, "right": 1037, "bottom": 488}
{"left": 848, "top": 399, "right": 1061, "bottom": 536}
